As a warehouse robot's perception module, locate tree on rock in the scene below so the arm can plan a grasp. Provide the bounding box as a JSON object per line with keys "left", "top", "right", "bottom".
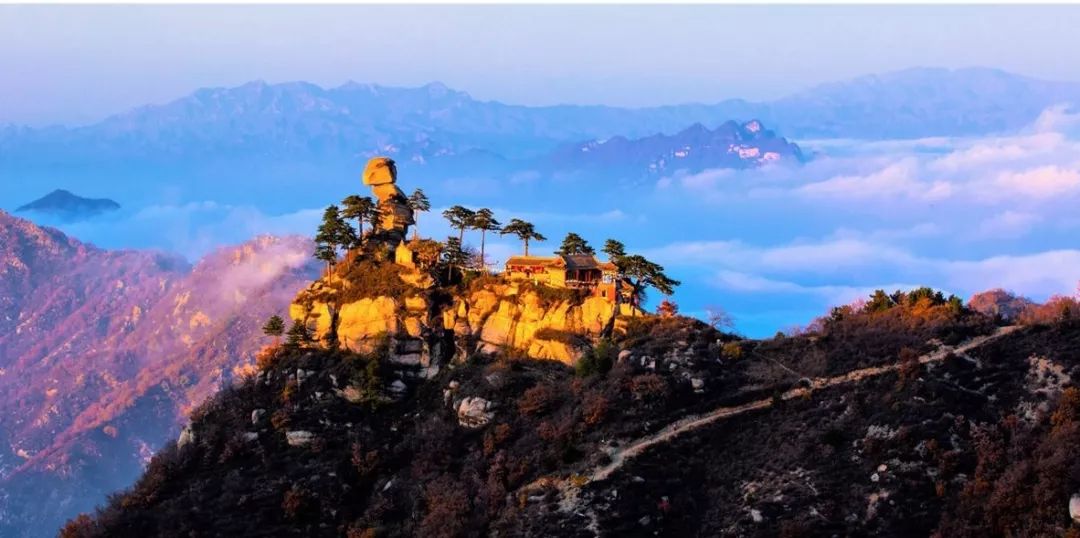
{"left": 285, "top": 320, "right": 311, "bottom": 349}
{"left": 407, "top": 188, "right": 431, "bottom": 240}
{"left": 314, "top": 204, "right": 354, "bottom": 279}
{"left": 442, "top": 205, "right": 475, "bottom": 243}
{"left": 556, "top": 232, "right": 595, "bottom": 255}
{"left": 501, "top": 219, "right": 546, "bottom": 256}
{"left": 470, "top": 208, "right": 500, "bottom": 269}
{"left": 619, "top": 254, "right": 680, "bottom": 314}
{"left": 602, "top": 239, "right": 626, "bottom": 263}
{"left": 262, "top": 315, "right": 285, "bottom": 344}
{"left": 341, "top": 195, "right": 376, "bottom": 242}
{"left": 441, "top": 236, "right": 469, "bottom": 281}
{"left": 656, "top": 298, "right": 679, "bottom": 318}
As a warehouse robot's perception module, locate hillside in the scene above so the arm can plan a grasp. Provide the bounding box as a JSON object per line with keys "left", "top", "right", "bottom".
{"left": 0, "top": 211, "right": 319, "bottom": 537}
{"left": 59, "top": 238, "right": 1080, "bottom": 536}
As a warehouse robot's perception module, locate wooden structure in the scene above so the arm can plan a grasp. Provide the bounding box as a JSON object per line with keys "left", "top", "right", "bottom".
{"left": 504, "top": 254, "right": 620, "bottom": 301}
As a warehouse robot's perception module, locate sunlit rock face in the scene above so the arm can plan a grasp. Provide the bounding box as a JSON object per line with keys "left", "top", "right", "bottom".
{"left": 290, "top": 272, "right": 629, "bottom": 368}
{"left": 361, "top": 156, "right": 414, "bottom": 243}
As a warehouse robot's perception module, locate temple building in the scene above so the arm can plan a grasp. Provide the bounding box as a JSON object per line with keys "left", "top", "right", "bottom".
{"left": 504, "top": 254, "right": 620, "bottom": 301}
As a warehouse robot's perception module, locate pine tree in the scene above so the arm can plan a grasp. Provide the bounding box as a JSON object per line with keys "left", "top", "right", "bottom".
{"left": 556, "top": 232, "right": 595, "bottom": 256}
{"left": 285, "top": 320, "right": 311, "bottom": 349}
{"left": 341, "top": 195, "right": 375, "bottom": 243}
{"left": 442, "top": 205, "right": 475, "bottom": 243}
{"left": 441, "top": 236, "right": 469, "bottom": 281}
{"left": 619, "top": 254, "right": 680, "bottom": 315}
{"left": 262, "top": 315, "right": 285, "bottom": 344}
{"left": 602, "top": 239, "right": 626, "bottom": 265}
{"left": 500, "top": 219, "right": 546, "bottom": 256}
{"left": 314, "top": 205, "right": 353, "bottom": 279}
{"left": 470, "top": 208, "right": 500, "bottom": 269}
{"left": 407, "top": 188, "right": 431, "bottom": 240}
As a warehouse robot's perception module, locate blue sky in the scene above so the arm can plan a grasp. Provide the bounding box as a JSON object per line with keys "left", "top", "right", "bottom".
{"left": 3, "top": 4, "right": 1080, "bottom": 125}
{"left": 5, "top": 5, "right": 1080, "bottom": 337}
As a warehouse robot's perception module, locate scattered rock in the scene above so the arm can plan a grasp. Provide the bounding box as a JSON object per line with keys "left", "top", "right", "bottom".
{"left": 340, "top": 385, "right": 365, "bottom": 403}
{"left": 243, "top": 432, "right": 259, "bottom": 443}
{"left": 389, "top": 380, "right": 407, "bottom": 395}
{"left": 871, "top": 473, "right": 880, "bottom": 483}
{"left": 877, "top": 464, "right": 888, "bottom": 472}
{"left": 457, "top": 397, "right": 495, "bottom": 428}
{"left": 286, "top": 431, "right": 315, "bottom": 447}
{"left": 251, "top": 409, "right": 266, "bottom": 426}
{"left": 1070, "top": 493, "right": 1080, "bottom": 523}
{"left": 750, "top": 509, "right": 763, "bottom": 523}
{"left": 691, "top": 378, "right": 705, "bottom": 392}
{"left": 618, "top": 349, "right": 633, "bottom": 362}
{"left": 177, "top": 425, "right": 195, "bottom": 450}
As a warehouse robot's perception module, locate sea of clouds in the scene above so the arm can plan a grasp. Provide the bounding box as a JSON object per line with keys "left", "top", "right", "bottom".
{"left": 14, "top": 105, "right": 1080, "bottom": 336}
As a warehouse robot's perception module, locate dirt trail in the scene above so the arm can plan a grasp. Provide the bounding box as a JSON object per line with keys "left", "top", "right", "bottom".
{"left": 588, "top": 325, "right": 1019, "bottom": 483}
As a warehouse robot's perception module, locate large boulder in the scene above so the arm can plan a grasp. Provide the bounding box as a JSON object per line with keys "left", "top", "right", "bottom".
{"left": 362, "top": 156, "right": 397, "bottom": 186}
{"left": 337, "top": 297, "right": 399, "bottom": 351}
{"left": 457, "top": 397, "right": 495, "bottom": 428}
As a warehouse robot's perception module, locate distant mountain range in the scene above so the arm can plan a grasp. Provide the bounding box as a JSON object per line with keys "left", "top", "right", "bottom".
{"left": 549, "top": 120, "right": 804, "bottom": 174}
{"left": 0, "top": 211, "right": 318, "bottom": 537}
{"left": 16, "top": 189, "right": 120, "bottom": 222}
{"left": 3, "top": 67, "right": 1078, "bottom": 211}
{"left": 1, "top": 67, "right": 1077, "bottom": 166}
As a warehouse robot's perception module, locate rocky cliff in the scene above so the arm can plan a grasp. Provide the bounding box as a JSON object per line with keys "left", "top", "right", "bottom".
{"left": 289, "top": 268, "right": 635, "bottom": 370}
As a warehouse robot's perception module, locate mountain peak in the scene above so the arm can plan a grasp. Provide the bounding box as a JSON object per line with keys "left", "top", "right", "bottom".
{"left": 15, "top": 189, "right": 120, "bottom": 222}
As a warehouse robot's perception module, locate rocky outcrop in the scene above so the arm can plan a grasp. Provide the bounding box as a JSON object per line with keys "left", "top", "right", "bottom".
{"left": 456, "top": 397, "right": 495, "bottom": 428}
{"left": 290, "top": 276, "right": 628, "bottom": 368}
{"left": 362, "top": 156, "right": 414, "bottom": 243}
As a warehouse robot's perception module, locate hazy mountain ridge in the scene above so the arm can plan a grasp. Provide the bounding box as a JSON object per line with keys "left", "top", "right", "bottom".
{"left": 0, "top": 212, "right": 319, "bottom": 537}
{"left": 3, "top": 67, "right": 1078, "bottom": 170}
{"left": 16, "top": 189, "right": 120, "bottom": 222}
{"left": 549, "top": 120, "right": 803, "bottom": 174}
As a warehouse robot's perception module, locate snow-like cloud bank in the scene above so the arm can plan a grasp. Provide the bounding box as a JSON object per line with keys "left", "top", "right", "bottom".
{"left": 650, "top": 105, "right": 1080, "bottom": 334}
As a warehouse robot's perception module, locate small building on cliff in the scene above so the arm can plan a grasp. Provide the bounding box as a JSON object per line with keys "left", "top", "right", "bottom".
{"left": 504, "top": 254, "right": 619, "bottom": 300}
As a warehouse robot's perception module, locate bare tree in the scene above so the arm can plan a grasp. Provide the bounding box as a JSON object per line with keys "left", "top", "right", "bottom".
{"left": 705, "top": 304, "right": 735, "bottom": 330}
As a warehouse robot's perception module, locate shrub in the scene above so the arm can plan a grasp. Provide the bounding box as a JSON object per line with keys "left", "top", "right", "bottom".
{"left": 518, "top": 384, "right": 558, "bottom": 416}
{"left": 282, "top": 485, "right": 311, "bottom": 520}
{"left": 338, "top": 259, "right": 415, "bottom": 303}
{"left": 629, "top": 374, "right": 668, "bottom": 401}
{"left": 582, "top": 392, "right": 609, "bottom": 426}
{"left": 575, "top": 339, "right": 615, "bottom": 377}
{"left": 420, "top": 476, "right": 470, "bottom": 538}
{"left": 722, "top": 341, "right": 743, "bottom": 360}
{"left": 59, "top": 514, "right": 97, "bottom": 538}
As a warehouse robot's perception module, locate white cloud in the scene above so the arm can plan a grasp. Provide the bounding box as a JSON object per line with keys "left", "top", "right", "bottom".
{"left": 796, "top": 159, "right": 953, "bottom": 201}
{"left": 974, "top": 210, "right": 1042, "bottom": 239}
{"left": 987, "top": 165, "right": 1080, "bottom": 200}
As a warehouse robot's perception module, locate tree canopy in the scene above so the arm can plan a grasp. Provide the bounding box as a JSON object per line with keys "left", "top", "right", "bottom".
{"left": 501, "top": 219, "right": 547, "bottom": 256}
{"left": 602, "top": 239, "right": 626, "bottom": 263}
{"left": 407, "top": 189, "right": 431, "bottom": 239}
{"left": 262, "top": 315, "right": 285, "bottom": 338}
{"left": 442, "top": 205, "right": 475, "bottom": 242}
{"left": 556, "top": 232, "right": 595, "bottom": 256}
{"left": 619, "top": 254, "right": 680, "bottom": 306}
{"left": 341, "top": 195, "right": 376, "bottom": 240}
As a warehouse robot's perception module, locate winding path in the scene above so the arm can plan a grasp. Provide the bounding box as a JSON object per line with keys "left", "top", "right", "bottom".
{"left": 588, "top": 325, "right": 1019, "bottom": 483}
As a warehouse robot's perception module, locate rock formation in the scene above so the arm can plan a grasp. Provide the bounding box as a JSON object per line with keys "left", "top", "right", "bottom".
{"left": 290, "top": 275, "right": 632, "bottom": 374}
{"left": 361, "top": 156, "right": 414, "bottom": 244}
